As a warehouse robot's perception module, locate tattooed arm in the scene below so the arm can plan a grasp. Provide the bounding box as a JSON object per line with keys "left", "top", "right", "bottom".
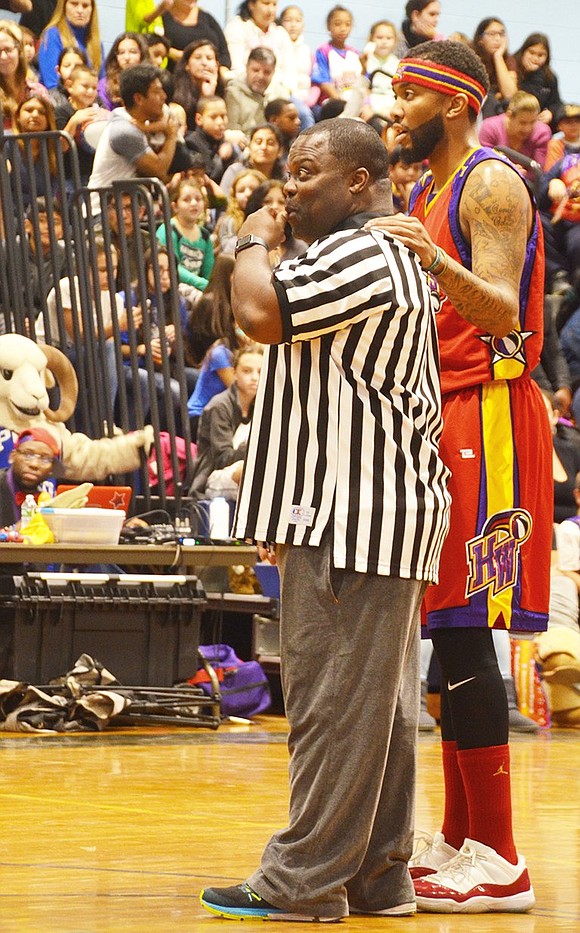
{"left": 365, "top": 160, "right": 532, "bottom": 337}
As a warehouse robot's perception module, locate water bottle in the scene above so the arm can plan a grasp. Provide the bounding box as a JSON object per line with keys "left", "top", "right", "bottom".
{"left": 209, "top": 497, "right": 231, "bottom": 540}
{"left": 20, "top": 494, "right": 37, "bottom": 530}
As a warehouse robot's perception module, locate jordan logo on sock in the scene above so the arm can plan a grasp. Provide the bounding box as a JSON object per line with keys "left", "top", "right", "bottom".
{"left": 494, "top": 761, "right": 509, "bottom": 776}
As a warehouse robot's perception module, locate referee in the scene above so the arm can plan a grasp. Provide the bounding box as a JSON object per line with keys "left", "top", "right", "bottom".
{"left": 200, "top": 118, "right": 451, "bottom": 922}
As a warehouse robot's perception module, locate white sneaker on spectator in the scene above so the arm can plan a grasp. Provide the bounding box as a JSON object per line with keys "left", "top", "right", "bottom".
{"left": 409, "top": 831, "right": 459, "bottom": 879}
{"left": 413, "top": 838, "right": 535, "bottom": 913}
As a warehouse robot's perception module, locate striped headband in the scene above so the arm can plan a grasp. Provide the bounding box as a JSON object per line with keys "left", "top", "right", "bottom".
{"left": 392, "top": 58, "right": 486, "bottom": 114}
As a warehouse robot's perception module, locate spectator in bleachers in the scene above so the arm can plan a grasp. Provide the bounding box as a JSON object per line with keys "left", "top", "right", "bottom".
{"left": 47, "top": 45, "right": 88, "bottom": 108}
{"left": 107, "top": 192, "right": 151, "bottom": 289}
{"left": 19, "top": 1, "right": 56, "bottom": 38}
{"left": 388, "top": 145, "right": 424, "bottom": 214}
{"left": 396, "top": 0, "right": 443, "bottom": 58}
{"left": 225, "top": 45, "right": 275, "bottom": 136}
{"left": 514, "top": 32, "right": 561, "bottom": 128}
{"left": 55, "top": 63, "right": 109, "bottom": 186}
{"left": 361, "top": 20, "right": 399, "bottom": 120}
{"left": 212, "top": 168, "right": 266, "bottom": 256}
{"left": 220, "top": 122, "right": 284, "bottom": 195}
{"left": 160, "top": 0, "right": 231, "bottom": 73}
{"left": 120, "top": 245, "right": 196, "bottom": 430}
{"left": 97, "top": 31, "right": 150, "bottom": 111}
{"left": 38, "top": 0, "right": 104, "bottom": 90}
{"left": 125, "top": 0, "right": 167, "bottom": 35}
{"left": 44, "top": 236, "right": 127, "bottom": 408}
{"left": 88, "top": 63, "right": 179, "bottom": 190}
{"left": 11, "top": 94, "right": 60, "bottom": 209}
{"left": 538, "top": 150, "right": 580, "bottom": 298}
{"left": 278, "top": 6, "right": 317, "bottom": 111}
{"left": 144, "top": 32, "right": 171, "bottom": 71}
{"left": 19, "top": 25, "right": 39, "bottom": 80}
{"left": 473, "top": 17, "right": 517, "bottom": 118}
{"left": 226, "top": 0, "right": 293, "bottom": 100}
{"left": 479, "top": 90, "right": 551, "bottom": 173}
{"left": 19, "top": 197, "right": 67, "bottom": 332}
{"left": 540, "top": 389, "right": 580, "bottom": 523}
{"left": 172, "top": 39, "right": 224, "bottom": 131}
{"left": 265, "top": 97, "right": 300, "bottom": 160}
{"left": 189, "top": 343, "right": 263, "bottom": 502}
{"left": 311, "top": 6, "right": 361, "bottom": 107}
{"left": 532, "top": 297, "right": 573, "bottom": 421}
{"left": 244, "top": 178, "right": 307, "bottom": 262}
{"left": 0, "top": 20, "right": 49, "bottom": 131}
{"left": 156, "top": 176, "right": 214, "bottom": 291}
{"left": 546, "top": 103, "right": 580, "bottom": 170}
{"left": 186, "top": 252, "right": 241, "bottom": 439}
{"left": 185, "top": 96, "right": 240, "bottom": 184}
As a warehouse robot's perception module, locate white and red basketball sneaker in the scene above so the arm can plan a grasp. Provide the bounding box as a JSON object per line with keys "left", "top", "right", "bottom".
{"left": 414, "top": 838, "right": 535, "bottom": 913}
{"left": 409, "top": 831, "right": 460, "bottom": 879}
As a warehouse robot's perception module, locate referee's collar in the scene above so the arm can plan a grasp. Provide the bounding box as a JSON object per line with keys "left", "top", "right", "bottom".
{"left": 330, "top": 211, "right": 388, "bottom": 234}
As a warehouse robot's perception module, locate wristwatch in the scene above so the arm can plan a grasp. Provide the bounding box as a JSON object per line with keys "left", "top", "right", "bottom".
{"left": 235, "top": 234, "right": 270, "bottom": 257}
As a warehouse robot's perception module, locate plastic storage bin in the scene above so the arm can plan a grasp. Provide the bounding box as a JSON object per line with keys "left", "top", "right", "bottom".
{"left": 39, "top": 508, "right": 126, "bottom": 545}
{"left": 0, "top": 573, "right": 206, "bottom": 686}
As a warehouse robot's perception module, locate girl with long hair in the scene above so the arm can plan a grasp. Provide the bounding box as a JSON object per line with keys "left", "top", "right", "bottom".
{"left": 172, "top": 39, "right": 224, "bottom": 131}
{"left": 473, "top": 17, "right": 517, "bottom": 117}
{"left": 12, "top": 94, "right": 60, "bottom": 209}
{"left": 514, "top": 32, "right": 561, "bottom": 127}
{"left": 219, "top": 123, "right": 285, "bottom": 195}
{"left": 97, "top": 31, "right": 150, "bottom": 110}
{"left": 213, "top": 167, "right": 266, "bottom": 255}
{"left": 396, "top": 0, "right": 443, "bottom": 57}
{"left": 0, "top": 20, "right": 49, "bottom": 131}
{"left": 38, "top": 0, "right": 104, "bottom": 90}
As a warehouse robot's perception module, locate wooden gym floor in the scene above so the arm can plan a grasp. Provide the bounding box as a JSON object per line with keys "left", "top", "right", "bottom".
{"left": 0, "top": 717, "right": 578, "bottom": 932}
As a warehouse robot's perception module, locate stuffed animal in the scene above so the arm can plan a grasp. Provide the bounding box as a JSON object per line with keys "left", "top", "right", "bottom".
{"left": 0, "top": 333, "right": 153, "bottom": 480}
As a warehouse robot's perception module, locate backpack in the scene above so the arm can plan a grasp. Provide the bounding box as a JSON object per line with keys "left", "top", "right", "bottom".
{"left": 189, "top": 644, "right": 271, "bottom": 718}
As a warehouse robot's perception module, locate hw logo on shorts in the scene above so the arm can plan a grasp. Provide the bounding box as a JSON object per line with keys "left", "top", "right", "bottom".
{"left": 465, "top": 509, "right": 533, "bottom": 599}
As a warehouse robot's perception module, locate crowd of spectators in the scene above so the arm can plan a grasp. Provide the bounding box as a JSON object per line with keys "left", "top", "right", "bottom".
{"left": 1, "top": 0, "right": 580, "bottom": 514}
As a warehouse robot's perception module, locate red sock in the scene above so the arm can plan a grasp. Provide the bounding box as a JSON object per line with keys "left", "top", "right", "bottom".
{"left": 440, "top": 740, "right": 468, "bottom": 851}
{"left": 457, "top": 744, "right": 517, "bottom": 864}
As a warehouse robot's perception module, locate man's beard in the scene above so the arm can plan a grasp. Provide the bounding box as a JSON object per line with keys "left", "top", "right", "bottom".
{"left": 404, "top": 112, "right": 445, "bottom": 162}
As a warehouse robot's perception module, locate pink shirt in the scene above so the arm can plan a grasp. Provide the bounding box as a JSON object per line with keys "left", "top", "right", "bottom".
{"left": 478, "top": 113, "right": 551, "bottom": 171}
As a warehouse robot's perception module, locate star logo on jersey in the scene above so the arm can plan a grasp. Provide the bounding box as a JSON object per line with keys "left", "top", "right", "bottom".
{"left": 479, "top": 329, "right": 534, "bottom": 366}
{"left": 465, "top": 508, "right": 533, "bottom": 599}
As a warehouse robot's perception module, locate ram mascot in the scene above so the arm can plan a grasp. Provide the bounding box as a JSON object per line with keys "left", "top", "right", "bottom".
{"left": 0, "top": 333, "right": 153, "bottom": 479}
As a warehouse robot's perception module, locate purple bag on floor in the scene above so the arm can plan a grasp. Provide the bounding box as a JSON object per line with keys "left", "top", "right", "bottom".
{"left": 191, "top": 644, "right": 272, "bottom": 718}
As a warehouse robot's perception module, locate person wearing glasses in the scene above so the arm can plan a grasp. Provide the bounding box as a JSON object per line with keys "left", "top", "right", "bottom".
{"left": 473, "top": 17, "right": 517, "bottom": 118}
{"left": 0, "top": 428, "right": 60, "bottom": 528}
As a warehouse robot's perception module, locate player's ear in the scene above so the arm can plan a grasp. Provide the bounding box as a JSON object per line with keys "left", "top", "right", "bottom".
{"left": 446, "top": 92, "right": 470, "bottom": 120}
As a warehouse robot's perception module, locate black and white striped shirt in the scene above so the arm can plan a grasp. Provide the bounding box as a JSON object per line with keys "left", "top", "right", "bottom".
{"left": 234, "top": 217, "right": 451, "bottom": 582}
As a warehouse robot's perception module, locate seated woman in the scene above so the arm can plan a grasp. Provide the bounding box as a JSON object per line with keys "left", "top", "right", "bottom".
{"left": 172, "top": 39, "right": 225, "bottom": 132}
{"left": 473, "top": 16, "right": 518, "bottom": 118}
{"left": 219, "top": 122, "right": 285, "bottom": 195}
{"left": 10, "top": 94, "right": 60, "bottom": 211}
{"left": 38, "top": 0, "right": 104, "bottom": 90}
{"left": 0, "top": 20, "right": 49, "bottom": 132}
{"left": 189, "top": 343, "right": 263, "bottom": 501}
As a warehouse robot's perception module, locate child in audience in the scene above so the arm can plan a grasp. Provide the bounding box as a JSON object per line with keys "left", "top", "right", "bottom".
{"left": 186, "top": 253, "right": 240, "bottom": 439}
{"left": 156, "top": 177, "right": 214, "bottom": 292}
{"left": 185, "top": 95, "right": 239, "bottom": 184}
{"left": 388, "top": 145, "right": 424, "bottom": 213}
{"left": 311, "top": 5, "right": 361, "bottom": 105}
{"left": 362, "top": 20, "right": 399, "bottom": 118}
{"left": 278, "top": 5, "right": 317, "bottom": 110}
{"left": 213, "top": 167, "right": 266, "bottom": 255}
{"left": 98, "top": 31, "right": 150, "bottom": 110}
{"left": 47, "top": 46, "right": 88, "bottom": 108}
{"left": 55, "top": 63, "right": 109, "bottom": 185}
{"left": 19, "top": 24, "right": 39, "bottom": 80}
{"left": 145, "top": 32, "right": 171, "bottom": 70}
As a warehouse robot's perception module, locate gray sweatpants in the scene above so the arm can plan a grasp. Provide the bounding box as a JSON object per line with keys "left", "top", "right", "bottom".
{"left": 248, "top": 533, "right": 426, "bottom": 918}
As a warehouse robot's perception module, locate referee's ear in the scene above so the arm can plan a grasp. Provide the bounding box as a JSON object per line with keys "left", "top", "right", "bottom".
{"left": 349, "top": 167, "right": 370, "bottom": 195}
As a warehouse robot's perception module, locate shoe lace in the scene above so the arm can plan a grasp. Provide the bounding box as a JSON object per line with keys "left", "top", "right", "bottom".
{"left": 410, "top": 831, "right": 434, "bottom": 864}
{"left": 437, "top": 844, "right": 484, "bottom": 883}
